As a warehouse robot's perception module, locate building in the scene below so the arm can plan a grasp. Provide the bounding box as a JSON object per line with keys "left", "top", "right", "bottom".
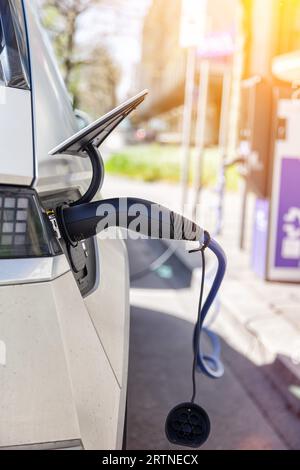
{"left": 136, "top": 0, "right": 186, "bottom": 140}
{"left": 137, "top": 0, "right": 242, "bottom": 148}
{"left": 243, "top": 0, "right": 300, "bottom": 82}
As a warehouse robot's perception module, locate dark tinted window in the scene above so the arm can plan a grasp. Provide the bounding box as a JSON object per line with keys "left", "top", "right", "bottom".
{"left": 0, "top": 0, "right": 30, "bottom": 89}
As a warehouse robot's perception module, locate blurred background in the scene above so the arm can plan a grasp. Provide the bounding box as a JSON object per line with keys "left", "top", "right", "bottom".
{"left": 39, "top": 0, "right": 300, "bottom": 450}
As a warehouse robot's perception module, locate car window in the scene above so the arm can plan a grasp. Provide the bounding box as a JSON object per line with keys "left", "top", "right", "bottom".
{"left": 0, "top": 15, "right": 4, "bottom": 85}
{"left": 0, "top": 0, "right": 30, "bottom": 89}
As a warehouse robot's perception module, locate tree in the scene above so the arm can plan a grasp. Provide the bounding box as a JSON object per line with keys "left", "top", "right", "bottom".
{"left": 78, "top": 45, "right": 120, "bottom": 118}
{"left": 40, "top": 0, "right": 119, "bottom": 113}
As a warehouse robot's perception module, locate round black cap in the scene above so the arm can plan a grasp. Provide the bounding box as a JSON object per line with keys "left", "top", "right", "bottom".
{"left": 165, "top": 402, "right": 210, "bottom": 448}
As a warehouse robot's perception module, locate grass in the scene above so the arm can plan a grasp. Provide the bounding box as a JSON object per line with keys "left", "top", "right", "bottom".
{"left": 105, "top": 143, "right": 239, "bottom": 191}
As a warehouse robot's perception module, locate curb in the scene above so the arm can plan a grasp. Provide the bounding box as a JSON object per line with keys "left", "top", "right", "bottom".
{"left": 220, "top": 290, "right": 300, "bottom": 416}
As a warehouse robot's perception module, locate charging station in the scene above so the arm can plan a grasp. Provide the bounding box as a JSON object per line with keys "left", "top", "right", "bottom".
{"left": 239, "top": 79, "right": 300, "bottom": 282}
{"left": 267, "top": 98, "right": 300, "bottom": 282}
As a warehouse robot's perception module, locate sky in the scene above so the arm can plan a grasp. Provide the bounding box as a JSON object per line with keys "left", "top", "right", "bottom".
{"left": 77, "top": 0, "right": 152, "bottom": 99}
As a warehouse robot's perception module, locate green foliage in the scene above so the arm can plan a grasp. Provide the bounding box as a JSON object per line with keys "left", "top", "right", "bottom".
{"left": 105, "top": 144, "right": 239, "bottom": 191}
{"left": 106, "top": 145, "right": 180, "bottom": 182}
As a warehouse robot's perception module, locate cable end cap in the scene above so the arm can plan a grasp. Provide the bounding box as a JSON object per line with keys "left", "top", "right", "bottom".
{"left": 165, "top": 402, "right": 210, "bottom": 448}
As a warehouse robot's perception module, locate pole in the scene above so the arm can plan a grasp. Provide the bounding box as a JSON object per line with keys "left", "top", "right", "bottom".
{"left": 180, "top": 46, "right": 196, "bottom": 212}
{"left": 239, "top": 176, "right": 248, "bottom": 250}
{"left": 192, "top": 59, "right": 210, "bottom": 219}
{"left": 215, "top": 65, "right": 232, "bottom": 235}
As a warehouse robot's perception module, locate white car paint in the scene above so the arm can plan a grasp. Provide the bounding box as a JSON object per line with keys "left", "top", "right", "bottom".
{"left": 0, "top": 87, "right": 33, "bottom": 185}
{"left": 0, "top": 0, "right": 130, "bottom": 449}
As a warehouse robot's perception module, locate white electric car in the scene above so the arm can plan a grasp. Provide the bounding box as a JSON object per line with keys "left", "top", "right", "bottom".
{"left": 0, "top": 0, "right": 130, "bottom": 450}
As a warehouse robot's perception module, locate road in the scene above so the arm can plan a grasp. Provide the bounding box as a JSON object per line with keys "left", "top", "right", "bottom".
{"left": 126, "top": 238, "right": 299, "bottom": 450}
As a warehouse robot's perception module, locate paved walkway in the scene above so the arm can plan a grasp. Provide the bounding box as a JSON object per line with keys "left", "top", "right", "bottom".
{"left": 103, "top": 175, "right": 300, "bottom": 414}
{"left": 126, "top": 238, "right": 293, "bottom": 449}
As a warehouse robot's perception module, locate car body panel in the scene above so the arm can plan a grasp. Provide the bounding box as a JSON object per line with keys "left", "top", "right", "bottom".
{"left": 0, "top": 277, "right": 81, "bottom": 448}
{"left": 84, "top": 232, "right": 130, "bottom": 388}
{"left": 0, "top": 255, "right": 70, "bottom": 286}
{"left": 0, "top": 86, "right": 34, "bottom": 185}
{"left": 0, "top": 272, "right": 125, "bottom": 449}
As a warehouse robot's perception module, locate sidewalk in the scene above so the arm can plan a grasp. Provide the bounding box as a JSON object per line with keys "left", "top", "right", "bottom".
{"left": 103, "top": 175, "right": 300, "bottom": 413}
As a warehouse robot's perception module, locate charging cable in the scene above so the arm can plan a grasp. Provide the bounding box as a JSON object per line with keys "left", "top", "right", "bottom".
{"left": 55, "top": 197, "right": 227, "bottom": 448}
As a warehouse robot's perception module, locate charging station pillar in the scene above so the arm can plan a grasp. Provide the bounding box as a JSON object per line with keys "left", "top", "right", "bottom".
{"left": 239, "top": 78, "right": 300, "bottom": 282}
{"left": 251, "top": 98, "right": 300, "bottom": 282}
{"left": 266, "top": 99, "right": 300, "bottom": 282}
